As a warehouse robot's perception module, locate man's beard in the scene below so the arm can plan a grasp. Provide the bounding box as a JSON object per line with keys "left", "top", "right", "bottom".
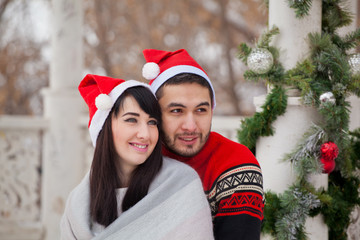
{"left": 162, "top": 131, "right": 210, "bottom": 157}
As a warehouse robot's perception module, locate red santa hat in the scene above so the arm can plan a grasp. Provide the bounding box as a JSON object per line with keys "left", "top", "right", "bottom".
{"left": 78, "top": 74, "right": 151, "bottom": 147}
{"left": 142, "top": 49, "right": 216, "bottom": 108}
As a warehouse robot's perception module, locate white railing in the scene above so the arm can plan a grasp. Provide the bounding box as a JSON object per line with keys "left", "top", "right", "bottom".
{"left": 211, "top": 115, "right": 243, "bottom": 142}
{"left": 0, "top": 116, "right": 48, "bottom": 240}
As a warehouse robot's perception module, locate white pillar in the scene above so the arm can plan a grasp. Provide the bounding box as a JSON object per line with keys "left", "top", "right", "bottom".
{"left": 339, "top": 1, "right": 360, "bottom": 239}
{"left": 258, "top": 1, "right": 328, "bottom": 239}
{"left": 338, "top": 0, "right": 360, "bottom": 132}
{"left": 41, "top": 1, "right": 84, "bottom": 239}
{"left": 269, "top": 1, "right": 322, "bottom": 70}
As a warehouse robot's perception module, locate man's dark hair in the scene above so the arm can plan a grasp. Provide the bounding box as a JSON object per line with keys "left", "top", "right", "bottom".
{"left": 155, "top": 73, "right": 214, "bottom": 107}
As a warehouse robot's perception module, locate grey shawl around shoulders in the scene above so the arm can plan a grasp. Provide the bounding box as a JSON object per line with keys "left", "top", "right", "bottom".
{"left": 60, "top": 157, "right": 214, "bottom": 240}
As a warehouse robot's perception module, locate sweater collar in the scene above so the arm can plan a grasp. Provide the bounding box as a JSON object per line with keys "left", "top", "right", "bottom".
{"left": 162, "top": 132, "right": 215, "bottom": 162}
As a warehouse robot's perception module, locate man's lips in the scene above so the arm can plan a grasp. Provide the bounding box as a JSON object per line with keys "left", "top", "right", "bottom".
{"left": 177, "top": 135, "right": 198, "bottom": 145}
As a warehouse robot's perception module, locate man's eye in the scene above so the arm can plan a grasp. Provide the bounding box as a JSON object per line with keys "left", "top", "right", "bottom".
{"left": 170, "top": 109, "right": 182, "bottom": 113}
{"left": 148, "top": 119, "right": 158, "bottom": 125}
{"left": 125, "top": 118, "right": 137, "bottom": 123}
{"left": 196, "top": 108, "right": 207, "bottom": 112}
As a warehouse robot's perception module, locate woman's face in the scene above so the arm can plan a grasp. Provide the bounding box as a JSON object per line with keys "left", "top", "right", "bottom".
{"left": 111, "top": 95, "right": 159, "bottom": 177}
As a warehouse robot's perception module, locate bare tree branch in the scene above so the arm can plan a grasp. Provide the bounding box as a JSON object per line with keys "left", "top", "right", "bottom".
{"left": 219, "top": 0, "right": 241, "bottom": 114}
{"left": 0, "top": 0, "right": 12, "bottom": 22}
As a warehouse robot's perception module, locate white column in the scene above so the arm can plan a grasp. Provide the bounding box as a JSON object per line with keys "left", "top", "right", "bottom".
{"left": 339, "top": 1, "right": 360, "bottom": 239}
{"left": 257, "top": 1, "right": 328, "bottom": 239}
{"left": 269, "top": 1, "right": 322, "bottom": 70}
{"left": 41, "top": 1, "right": 84, "bottom": 239}
{"left": 339, "top": 0, "right": 360, "bottom": 132}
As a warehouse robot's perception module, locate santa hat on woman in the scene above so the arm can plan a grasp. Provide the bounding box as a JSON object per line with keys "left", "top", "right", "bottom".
{"left": 142, "top": 49, "right": 216, "bottom": 108}
{"left": 78, "top": 74, "right": 151, "bottom": 147}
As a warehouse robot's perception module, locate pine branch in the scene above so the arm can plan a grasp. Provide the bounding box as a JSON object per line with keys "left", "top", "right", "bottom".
{"left": 308, "top": 32, "right": 335, "bottom": 59}
{"left": 285, "top": 125, "right": 326, "bottom": 181}
{"left": 262, "top": 191, "right": 282, "bottom": 236}
{"left": 275, "top": 185, "right": 320, "bottom": 240}
{"left": 237, "top": 43, "right": 252, "bottom": 63}
{"left": 284, "top": 59, "right": 315, "bottom": 98}
{"left": 237, "top": 86, "right": 288, "bottom": 150}
{"left": 322, "top": 1, "right": 354, "bottom": 33}
{"left": 256, "top": 26, "right": 280, "bottom": 49}
{"left": 339, "top": 28, "right": 360, "bottom": 50}
{"left": 287, "top": 0, "right": 313, "bottom": 18}
{"left": 348, "top": 74, "right": 360, "bottom": 97}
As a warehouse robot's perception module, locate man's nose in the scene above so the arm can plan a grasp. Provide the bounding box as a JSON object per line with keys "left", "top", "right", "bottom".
{"left": 181, "top": 114, "right": 197, "bottom": 132}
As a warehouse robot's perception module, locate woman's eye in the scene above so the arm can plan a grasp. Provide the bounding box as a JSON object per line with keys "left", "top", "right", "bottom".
{"left": 125, "top": 118, "right": 137, "bottom": 123}
{"left": 148, "top": 119, "right": 158, "bottom": 125}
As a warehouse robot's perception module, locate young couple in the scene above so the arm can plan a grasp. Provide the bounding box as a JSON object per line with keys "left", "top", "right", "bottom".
{"left": 61, "top": 49, "right": 264, "bottom": 240}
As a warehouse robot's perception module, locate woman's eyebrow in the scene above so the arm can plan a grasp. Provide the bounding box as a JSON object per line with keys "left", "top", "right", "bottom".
{"left": 121, "top": 112, "right": 140, "bottom": 117}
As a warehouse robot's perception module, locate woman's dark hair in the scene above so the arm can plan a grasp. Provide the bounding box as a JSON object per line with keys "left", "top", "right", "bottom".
{"left": 89, "top": 86, "right": 163, "bottom": 227}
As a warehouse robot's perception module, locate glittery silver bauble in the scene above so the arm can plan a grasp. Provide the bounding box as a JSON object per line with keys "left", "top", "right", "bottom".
{"left": 319, "top": 92, "right": 335, "bottom": 104}
{"left": 348, "top": 53, "right": 360, "bottom": 75}
{"left": 247, "top": 48, "right": 274, "bottom": 74}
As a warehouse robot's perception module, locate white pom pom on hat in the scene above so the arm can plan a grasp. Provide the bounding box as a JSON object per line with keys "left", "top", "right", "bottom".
{"left": 142, "top": 62, "right": 160, "bottom": 80}
{"left": 95, "top": 93, "right": 113, "bottom": 110}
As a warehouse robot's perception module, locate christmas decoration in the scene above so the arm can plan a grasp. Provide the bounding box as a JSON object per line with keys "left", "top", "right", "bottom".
{"left": 247, "top": 48, "right": 274, "bottom": 74}
{"left": 275, "top": 187, "right": 320, "bottom": 240}
{"left": 319, "top": 141, "right": 338, "bottom": 174}
{"left": 319, "top": 92, "right": 335, "bottom": 104}
{"left": 348, "top": 53, "right": 360, "bottom": 75}
{"left": 320, "top": 142, "right": 339, "bottom": 161}
{"left": 237, "top": 1, "right": 360, "bottom": 239}
{"left": 287, "top": 0, "right": 312, "bottom": 18}
{"left": 320, "top": 158, "right": 335, "bottom": 173}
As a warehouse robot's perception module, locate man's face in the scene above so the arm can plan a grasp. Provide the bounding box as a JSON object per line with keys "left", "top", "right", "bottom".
{"left": 158, "top": 82, "right": 213, "bottom": 157}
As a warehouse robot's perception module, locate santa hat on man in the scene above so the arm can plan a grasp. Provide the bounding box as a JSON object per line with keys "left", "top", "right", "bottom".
{"left": 78, "top": 74, "right": 150, "bottom": 147}
{"left": 142, "top": 49, "right": 216, "bottom": 108}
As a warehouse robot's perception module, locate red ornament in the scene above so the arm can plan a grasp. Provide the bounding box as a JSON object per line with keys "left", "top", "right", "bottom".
{"left": 320, "top": 158, "right": 336, "bottom": 173}
{"left": 320, "top": 142, "right": 339, "bottom": 174}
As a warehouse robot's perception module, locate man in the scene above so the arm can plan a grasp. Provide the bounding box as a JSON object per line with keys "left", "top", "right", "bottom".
{"left": 142, "top": 49, "right": 264, "bottom": 240}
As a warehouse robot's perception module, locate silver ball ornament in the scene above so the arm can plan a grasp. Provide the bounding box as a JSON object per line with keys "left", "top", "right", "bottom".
{"left": 247, "top": 48, "right": 274, "bottom": 74}
{"left": 348, "top": 53, "right": 360, "bottom": 75}
{"left": 319, "top": 92, "right": 335, "bottom": 105}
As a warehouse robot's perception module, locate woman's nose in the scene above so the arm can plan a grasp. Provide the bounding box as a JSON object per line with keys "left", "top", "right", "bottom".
{"left": 137, "top": 122, "right": 150, "bottom": 139}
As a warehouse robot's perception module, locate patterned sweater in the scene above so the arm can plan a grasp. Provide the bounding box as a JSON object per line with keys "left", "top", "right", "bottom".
{"left": 163, "top": 132, "right": 264, "bottom": 240}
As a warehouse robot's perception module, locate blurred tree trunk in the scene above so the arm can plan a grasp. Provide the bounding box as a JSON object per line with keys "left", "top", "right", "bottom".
{"left": 0, "top": 0, "right": 12, "bottom": 20}
{"left": 93, "top": 0, "right": 113, "bottom": 76}
{"left": 219, "top": 0, "right": 241, "bottom": 115}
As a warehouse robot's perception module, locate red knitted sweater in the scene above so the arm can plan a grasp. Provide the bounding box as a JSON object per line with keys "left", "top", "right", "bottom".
{"left": 163, "top": 132, "right": 264, "bottom": 240}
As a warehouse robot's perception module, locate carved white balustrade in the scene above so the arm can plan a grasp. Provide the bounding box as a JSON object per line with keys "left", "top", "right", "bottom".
{"left": 0, "top": 116, "right": 47, "bottom": 239}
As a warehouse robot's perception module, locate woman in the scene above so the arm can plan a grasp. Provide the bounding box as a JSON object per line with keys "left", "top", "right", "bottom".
{"left": 60, "top": 74, "right": 214, "bottom": 240}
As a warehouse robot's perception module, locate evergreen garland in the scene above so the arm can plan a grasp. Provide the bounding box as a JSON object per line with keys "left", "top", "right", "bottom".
{"left": 237, "top": 27, "right": 288, "bottom": 152}
{"left": 237, "top": 0, "right": 360, "bottom": 239}
{"left": 237, "top": 86, "right": 287, "bottom": 152}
